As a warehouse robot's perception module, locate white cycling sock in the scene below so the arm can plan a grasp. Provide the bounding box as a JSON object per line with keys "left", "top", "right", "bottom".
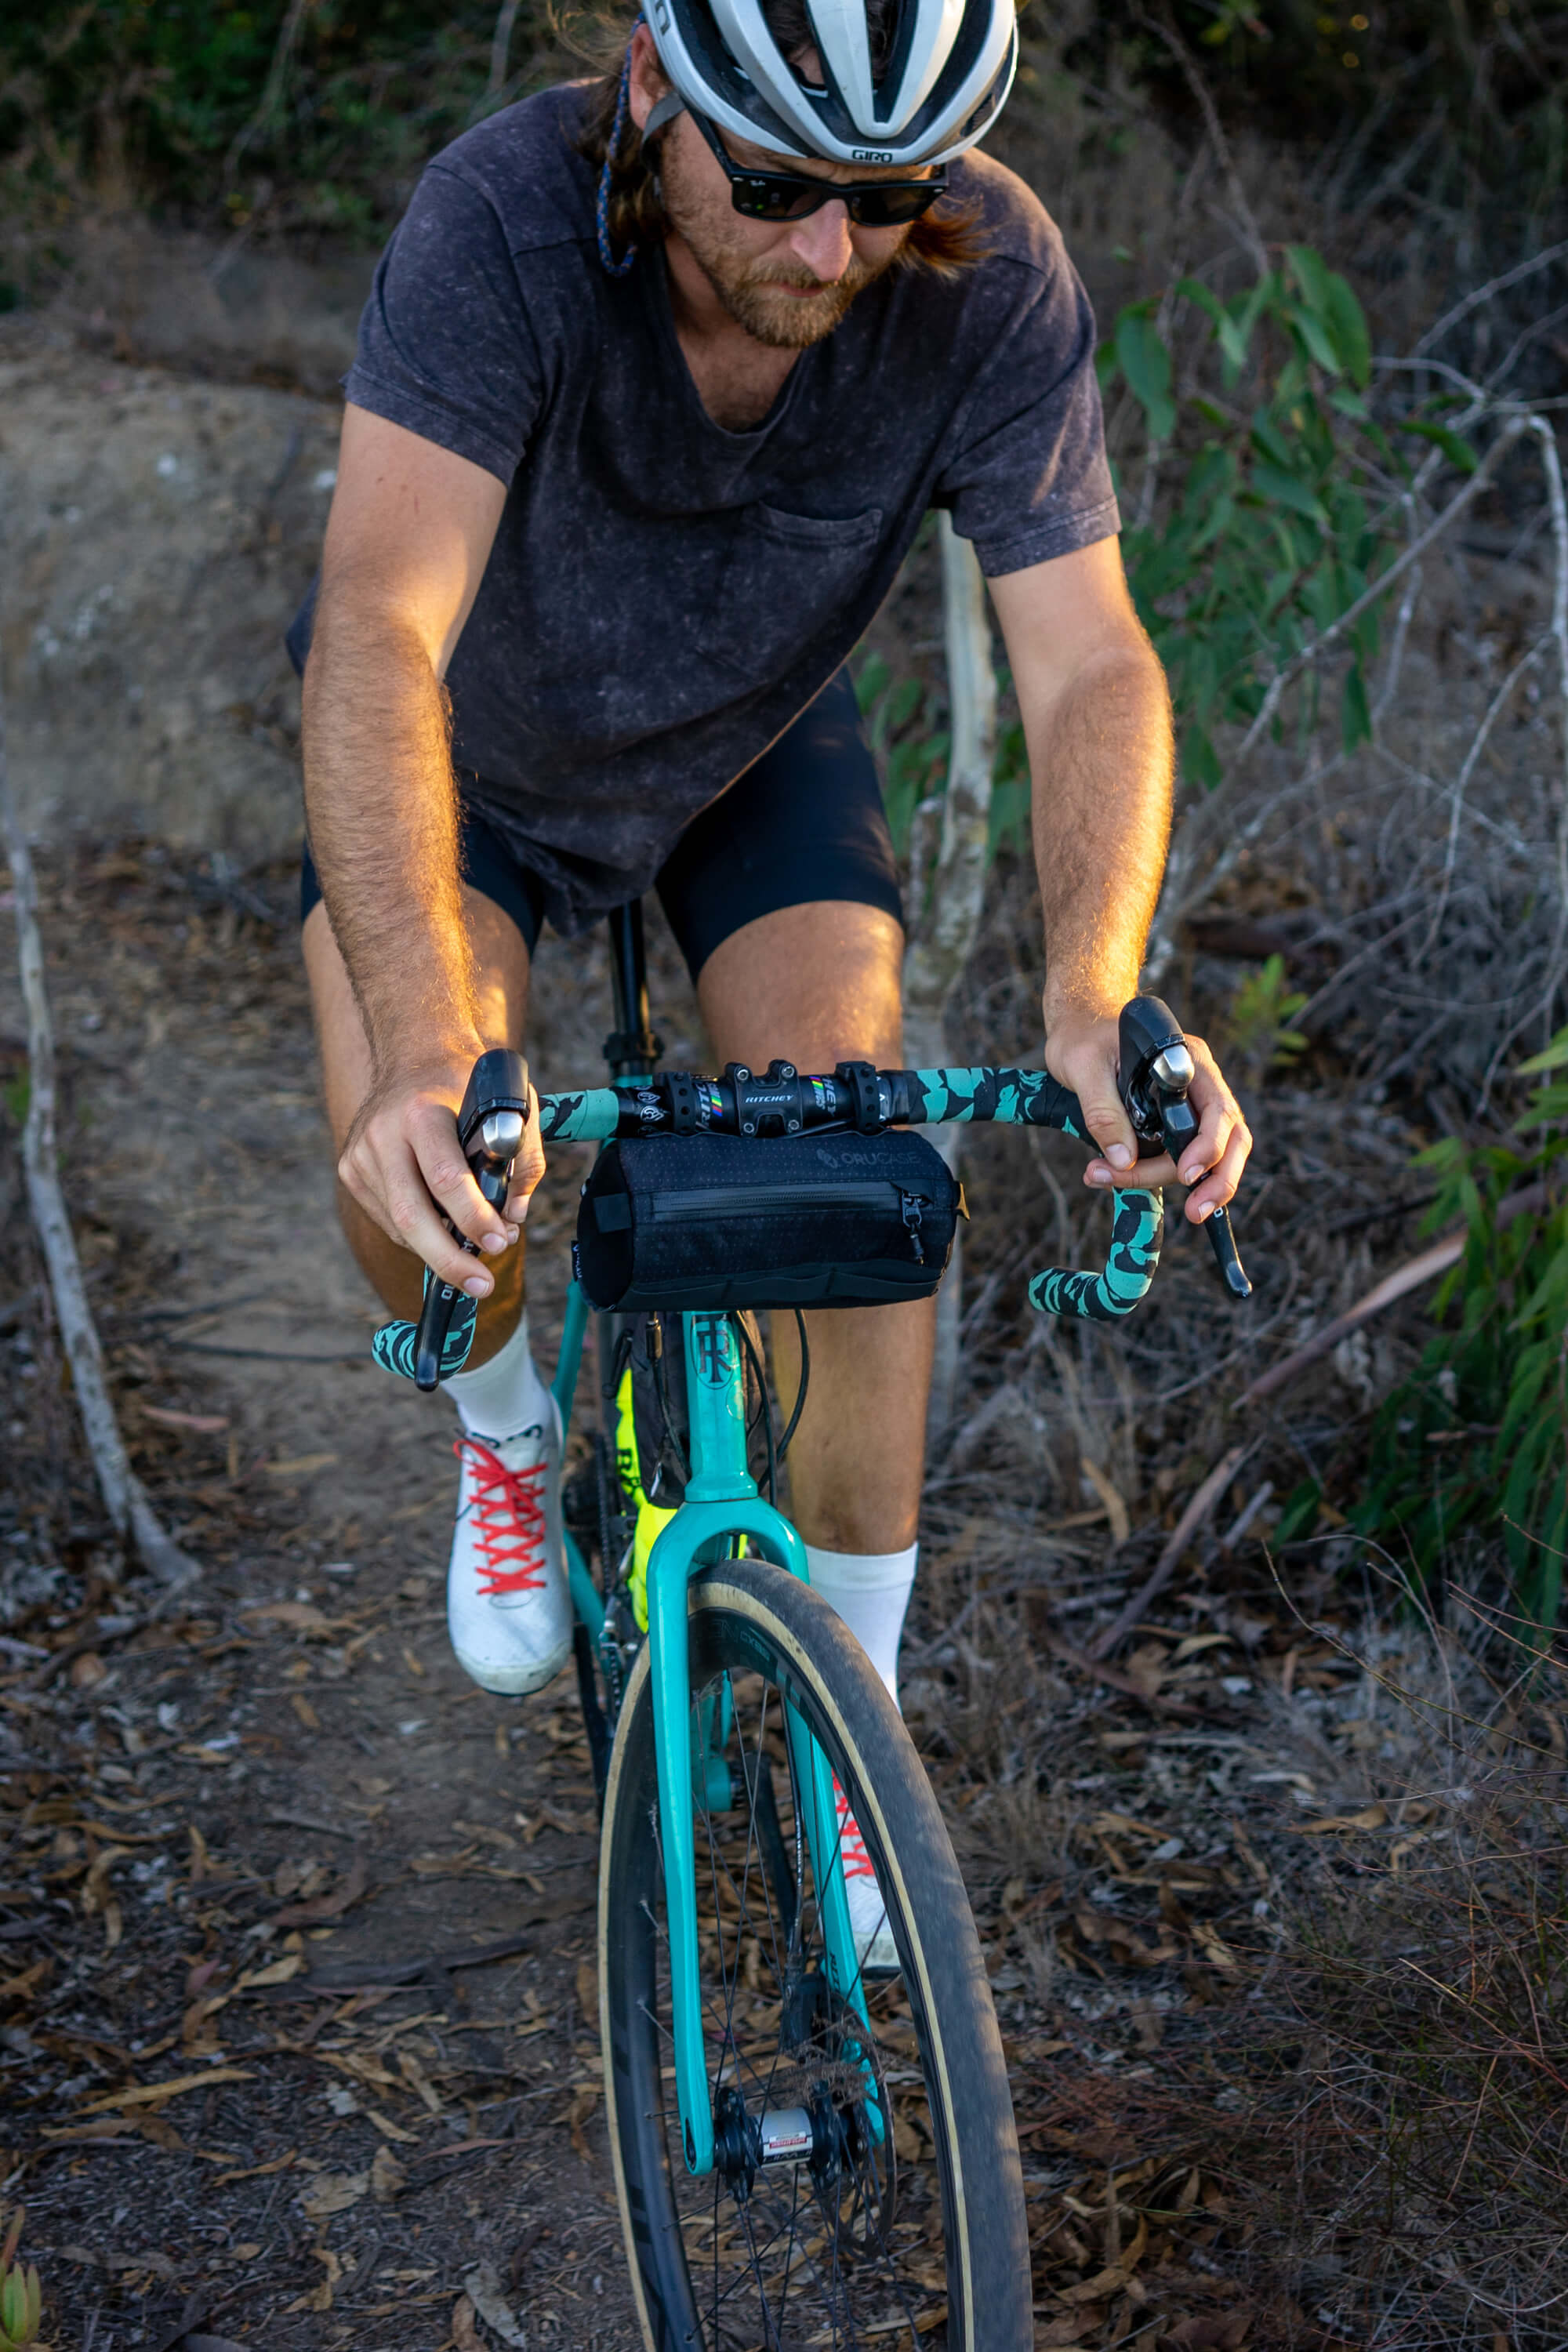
{"left": 804, "top": 1542, "right": 918, "bottom": 1711}
{"left": 445, "top": 1308, "right": 552, "bottom": 1440}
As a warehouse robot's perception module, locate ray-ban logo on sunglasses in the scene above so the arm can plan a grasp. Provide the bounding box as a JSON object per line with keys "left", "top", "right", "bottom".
{"left": 851, "top": 147, "right": 895, "bottom": 162}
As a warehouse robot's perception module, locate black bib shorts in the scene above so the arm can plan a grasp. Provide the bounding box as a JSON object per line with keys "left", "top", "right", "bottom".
{"left": 299, "top": 669, "right": 902, "bottom": 981}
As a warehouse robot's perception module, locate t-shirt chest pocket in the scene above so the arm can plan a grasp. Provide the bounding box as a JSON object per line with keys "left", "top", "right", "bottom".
{"left": 704, "top": 503, "right": 884, "bottom": 684}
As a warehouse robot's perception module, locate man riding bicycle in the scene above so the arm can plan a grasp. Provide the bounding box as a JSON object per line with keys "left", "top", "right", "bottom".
{"left": 292, "top": 0, "right": 1251, "bottom": 1958}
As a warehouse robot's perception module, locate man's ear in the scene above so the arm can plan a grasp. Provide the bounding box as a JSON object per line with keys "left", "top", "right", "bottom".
{"left": 626, "top": 20, "right": 669, "bottom": 132}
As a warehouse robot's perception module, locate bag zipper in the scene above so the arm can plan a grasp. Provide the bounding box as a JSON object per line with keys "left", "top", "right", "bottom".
{"left": 648, "top": 1182, "right": 930, "bottom": 1261}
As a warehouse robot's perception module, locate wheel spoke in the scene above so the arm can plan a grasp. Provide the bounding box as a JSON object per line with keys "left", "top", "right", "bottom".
{"left": 601, "top": 1568, "right": 1027, "bottom": 2352}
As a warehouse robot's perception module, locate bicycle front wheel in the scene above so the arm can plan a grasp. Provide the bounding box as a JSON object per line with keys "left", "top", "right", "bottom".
{"left": 598, "top": 1556, "right": 1031, "bottom": 2351}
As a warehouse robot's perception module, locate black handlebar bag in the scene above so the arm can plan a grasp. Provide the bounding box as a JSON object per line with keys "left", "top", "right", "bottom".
{"left": 574, "top": 1130, "right": 960, "bottom": 1314}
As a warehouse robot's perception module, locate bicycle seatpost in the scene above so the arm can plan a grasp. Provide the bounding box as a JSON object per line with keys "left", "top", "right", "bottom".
{"left": 411, "top": 1047, "right": 532, "bottom": 1391}
{"left": 1118, "top": 997, "right": 1252, "bottom": 1301}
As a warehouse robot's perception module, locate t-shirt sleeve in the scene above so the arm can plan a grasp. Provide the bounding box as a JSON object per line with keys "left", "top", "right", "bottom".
{"left": 345, "top": 162, "right": 546, "bottom": 489}
{"left": 935, "top": 211, "right": 1120, "bottom": 578}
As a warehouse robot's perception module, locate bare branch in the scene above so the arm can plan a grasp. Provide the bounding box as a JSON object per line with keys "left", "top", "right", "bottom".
{"left": 0, "top": 695, "right": 198, "bottom": 1588}
{"left": 1236, "top": 1185, "right": 1549, "bottom": 1408}
{"left": 1421, "top": 636, "right": 1549, "bottom": 962}
{"left": 905, "top": 516, "right": 996, "bottom": 1436}
{"left": 1133, "top": 5, "right": 1268, "bottom": 278}
{"left": 1413, "top": 237, "right": 1568, "bottom": 359}
{"left": 487, "top": 0, "right": 523, "bottom": 103}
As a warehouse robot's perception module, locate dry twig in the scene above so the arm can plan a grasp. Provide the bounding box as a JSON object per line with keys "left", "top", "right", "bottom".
{"left": 1089, "top": 1445, "right": 1249, "bottom": 1661}
{"left": 0, "top": 693, "right": 198, "bottom": 1588}
{"left": 1236, "top": 1182, "right": 1549, "bottom": 1408}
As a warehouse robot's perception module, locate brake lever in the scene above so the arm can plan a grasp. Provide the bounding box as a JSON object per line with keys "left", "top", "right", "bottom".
{"left": 411, "top": 1047, "right": 532, "bottom": 1391}
{"left": 1118, "top": 998, "right": 1251, "bottom": 1301}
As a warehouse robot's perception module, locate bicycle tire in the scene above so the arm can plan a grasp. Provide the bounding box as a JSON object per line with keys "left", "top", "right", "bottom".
{"left": 598, "top": 1556, "right": 1031, "bottom": 2350}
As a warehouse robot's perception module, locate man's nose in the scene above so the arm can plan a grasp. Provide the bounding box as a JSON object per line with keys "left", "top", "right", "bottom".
{"left": 786, "top": 198, "right": 854, "bottom": 281}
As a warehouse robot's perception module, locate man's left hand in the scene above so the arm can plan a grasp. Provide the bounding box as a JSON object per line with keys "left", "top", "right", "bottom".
{"left": 1044, "top": 1006, "right": 1253, "bottom": 1226}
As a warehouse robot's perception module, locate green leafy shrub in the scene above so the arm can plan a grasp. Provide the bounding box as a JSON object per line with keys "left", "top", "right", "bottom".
{"left": 1357, "top": 1029, "right": 1568, "bottom": 1632}
{"left": 0, "top": 0, "right": 557, "bottom": 231}
{"left": 0, "top": 2209, "right": 41, "bottom": 2352}
{"left": 1225, "top": 953, "right": 1308, "bottom": 1076}
{"left": 853, "top": 653, "right": 949, "bottom": 856}
{"left": 1097, "top": 248, "right": 1410, "bottom": 787}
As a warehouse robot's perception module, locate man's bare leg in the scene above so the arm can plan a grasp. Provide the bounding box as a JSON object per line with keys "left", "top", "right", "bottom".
{"left": 303, "top": 889, "right": 531, "bottom": 1367}
{"left": 696, "top": 898, "right": 935, "bottom": 1558}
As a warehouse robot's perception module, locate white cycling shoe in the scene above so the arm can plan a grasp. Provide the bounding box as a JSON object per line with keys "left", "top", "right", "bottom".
{"left": 834, "top": 1778, "right": 899, "bottom": 1976}
{"left": 446, "top": 1399, "right": 573, "bottom": 1697}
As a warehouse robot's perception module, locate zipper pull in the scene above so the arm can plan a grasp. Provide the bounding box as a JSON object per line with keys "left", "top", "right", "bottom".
{"left": 901, "top": 1192, "right": 925, "bottom": 1265}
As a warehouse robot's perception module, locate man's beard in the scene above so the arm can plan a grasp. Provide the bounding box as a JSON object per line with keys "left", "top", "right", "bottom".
{"left": 699, "top": 247, "right": 891, "bottom": 349}
{"left": 661, "top": 133, "right": 903, "bottom": 349}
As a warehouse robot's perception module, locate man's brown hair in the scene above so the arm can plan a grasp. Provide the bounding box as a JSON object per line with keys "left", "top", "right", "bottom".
{"left": 566, "top": 2, "right": 989, "bottom": 274}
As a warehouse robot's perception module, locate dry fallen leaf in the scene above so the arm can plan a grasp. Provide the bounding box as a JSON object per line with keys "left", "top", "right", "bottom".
{"left": 79, "top": 2066, "right": 256, "bottom": 2114}
{"left": 1298, "top": 1803, "right": 1388, "bottom": 1835}
{"left": 1079, "top": 1458, "right": 1131, "bottom": 1544}
{"left": 291, "top": 1693, "right": 321, "bottom": 1731}
{"left": 243, "top": 1599, "right": 352, "bottom": 1637}
{"left": 366, "top": 2105, "right": 420, "bottom": 2144}
{"left": 370, "top": 2144, "right": 407, "bottom": 2204}
{"left": 212, "top": 2148, "right": 297, "bottom": 2187}
{"left": 1130, "top": 1998, "right": 1165, "bottom": 2051}
{"left": 1191, "top": 1922, "right": 1242, "bottom": 1976}
{"left": 266, "top": 1451, "right": 339, "bottom": 1479}
{"left": 270, "top": 1852, "right": 367, "bottom": 1928}
{"left": 1088, "top": 1811, "right": 1164, "bottom": 1843}
{"left": 465, "top": 2260, "right": 528, "bottom": 2347}
{"left": 566, "top": 2078, "right": 601, "bottom": 2160}
{"left": 399, "top": 2047, "right": 443, "bottom": 2114}
{"left": 285, "top": 2245, "right": 343, "bottom": 2313}
{"left": 239, "top": 1950, "right": 305, "bottom": 1988}
{"left": 70, "top": 1651, "right": 107, "bottom": 1690}
{"left": 1162, "top": 2311, "right": 1253, "bottom": 2348}
{"left": 452, "top": 2293, "right": 485, "bottom": 2352}
{"left": 299, "top": 2169, "right": 368, "bottom": 2222}
{"left": 0, "top": 1958, "right": 51, "bottom": 2005}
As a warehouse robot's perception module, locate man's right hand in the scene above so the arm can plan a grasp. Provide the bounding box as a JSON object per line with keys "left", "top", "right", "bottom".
{"left": 338, "top": 1052, "right": 546, "bottom": 1299}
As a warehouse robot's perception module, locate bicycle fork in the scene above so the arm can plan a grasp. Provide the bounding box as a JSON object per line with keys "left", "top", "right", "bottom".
{"left": 641, "top": 1311, "right": 874, "bottom": 2179}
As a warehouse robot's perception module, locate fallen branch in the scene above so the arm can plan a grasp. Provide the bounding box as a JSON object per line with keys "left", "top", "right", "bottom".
{"left": 248, "top": 1927, "right": 544, "bottom": 1995}
{"left": 1040, "top": 1631, "right": 1201, "bottom": 1719}
{"left": 1089, "top": 1443, "right": 1250, "bottom": 1661}
{"left": 0, "top": 695, "right": 198, "bottom": 1588}
{"left": 1236, "top": 1182, "right": 1550, "bottom": 1408}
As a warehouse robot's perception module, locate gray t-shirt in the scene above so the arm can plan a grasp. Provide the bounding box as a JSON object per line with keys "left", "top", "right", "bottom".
{"left": 292, "top": 84, "right": 1119, "bottom": 936}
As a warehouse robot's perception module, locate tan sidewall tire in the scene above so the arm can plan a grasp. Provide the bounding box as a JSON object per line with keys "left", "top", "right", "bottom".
{"left": 599, "top": 1558, "right": 1031, "bottom": 2352}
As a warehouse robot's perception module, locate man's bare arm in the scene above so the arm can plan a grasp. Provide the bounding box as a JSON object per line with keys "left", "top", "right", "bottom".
{"left": 302, "top": 405, "right": 532, "bottom": 1290}
{"left": 989, "top": 539, "right": 1250, "bottom": 1221}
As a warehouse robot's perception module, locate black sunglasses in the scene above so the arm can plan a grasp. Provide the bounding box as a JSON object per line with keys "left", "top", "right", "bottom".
{"left": 688, "top": 107, "right": 946, "bottom": 228}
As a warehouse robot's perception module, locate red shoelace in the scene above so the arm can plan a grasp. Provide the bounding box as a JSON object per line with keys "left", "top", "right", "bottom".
{"left": 833, "top": 1777, "right": 878, "bottom": 1882}
{"left": 455, "top": 1434, "right": 548, "bottom": 1598}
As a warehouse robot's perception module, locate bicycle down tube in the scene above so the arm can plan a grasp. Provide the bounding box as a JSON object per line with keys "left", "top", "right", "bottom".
{"left": 635, "top": 1308, "right": 873, "bottom": 2179}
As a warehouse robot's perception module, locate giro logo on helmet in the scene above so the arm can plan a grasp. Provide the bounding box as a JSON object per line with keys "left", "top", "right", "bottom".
{"left": 851, "top": 148, "right": 895, "bottom": 162}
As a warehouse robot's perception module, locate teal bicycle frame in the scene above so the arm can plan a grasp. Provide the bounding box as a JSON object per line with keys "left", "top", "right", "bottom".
{"left": 550, "top": 1284, "right": 871, "bottom": 2180}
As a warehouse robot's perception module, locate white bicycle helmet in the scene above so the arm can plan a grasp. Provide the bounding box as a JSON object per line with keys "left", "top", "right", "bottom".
{"left": 643, "top": 0, "right": 1018, "bottom": 169}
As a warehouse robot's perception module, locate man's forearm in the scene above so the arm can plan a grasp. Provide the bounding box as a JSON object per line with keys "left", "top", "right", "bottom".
{"left": 1028, "top": 640, "right": 1173, "bottom": 1023}
{"left": 302, "top": 592, "right": 481, "bottom": 1078}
